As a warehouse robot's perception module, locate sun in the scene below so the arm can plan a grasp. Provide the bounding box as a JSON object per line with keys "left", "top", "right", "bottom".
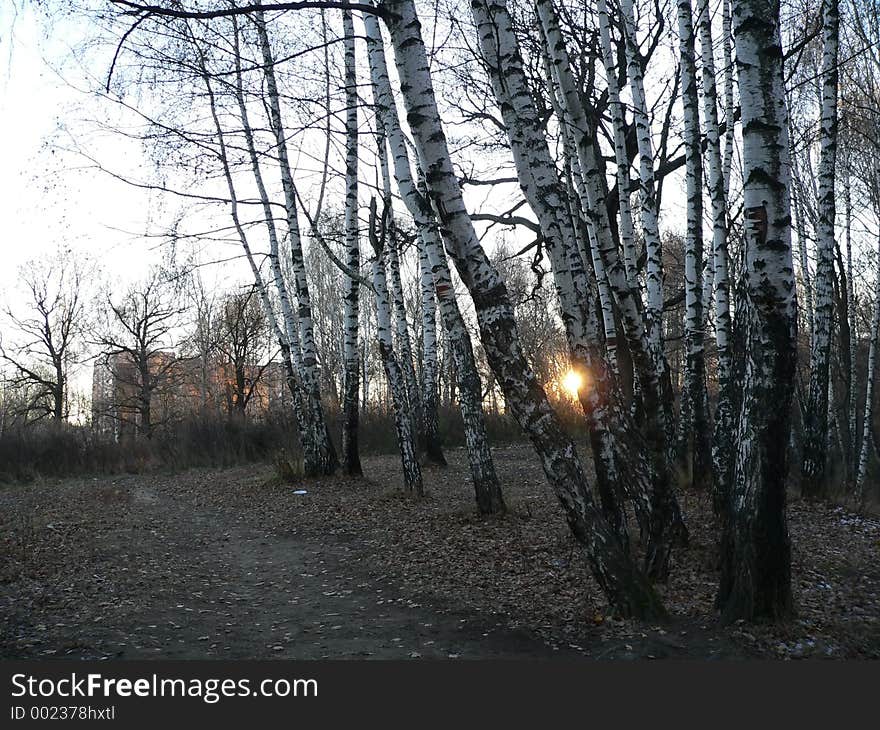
{"left": 562, "top": 369, "right": 584, "bottom": 399}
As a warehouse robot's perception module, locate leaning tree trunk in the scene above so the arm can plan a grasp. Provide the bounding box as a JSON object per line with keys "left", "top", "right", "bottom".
{"left": 856, "top": 230, "right": 880, "bottom": 500}
{"left": 621, "top": 0, "right": 665, "bottom": 355}
{"left": 418, "top": 237, "right": 447, "bottom": 466}
{"left": 696, "top": 0, "right": 734, "bottom": 506}
{"left": 541, "top": 14, "right": 663, "bottom": 546}
{"left": 340, "top": 8, "right": 363, "bottom": 477}
{"left": 364, "top": 10, "right": 502, "bottom": 513}
{"left": 801, "top": 0, "right": 840, "bottom": 500}
{"left": 472, "top": 0, "right": 632, "bottom": 542}
{"left": 380, "top": 0, "right": 664, "bottom": 617}
{"left": 368, "top": 200, "right": 423, "bottom": 495}
{"left": 199, "top": 27, "right": 311, "bottom": 457}
{"left": 377, "top": 138, "right": 427, "bottom": 451}
{"left": 596, "top": 0, "right": 637, "bottom": 290}
{"left": 676, "top": 0, "right": 711, "bottom": 490}
{"left": 718, "top": 0, "right": 796, "bottom": 622}
{"left": 255, "top": 9, "right": 338, "bottom": 476}
{"left": 538, "top": 0, "right": 685, "bottom": 577}
{"left": 230, "top": 19, "right": 304, "bottom": 381}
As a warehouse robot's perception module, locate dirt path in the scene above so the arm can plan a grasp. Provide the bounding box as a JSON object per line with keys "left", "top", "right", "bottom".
{"left": 5, "top": 451, "right": 877, "bottom": 659}
{"left": 0, "top": 475, "right": 576, "bottom": 659}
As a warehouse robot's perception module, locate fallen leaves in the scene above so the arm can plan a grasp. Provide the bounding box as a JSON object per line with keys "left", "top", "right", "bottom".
{"left": 1, "top": 447, "right": 878, "bottom": 659}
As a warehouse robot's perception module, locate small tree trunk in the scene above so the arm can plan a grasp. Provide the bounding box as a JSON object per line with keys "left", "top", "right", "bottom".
{"left": 341, "top": 8, "right": 363, "bottom": 477}
{"left": 596, "top": 0, "right": 637, "bottom": 290}
{"left": 368, "top": 200, "right": 423, "bottom": 495}
{"left": 255, "top": 9, "right": 338, "bottom": 476}
{"left": 856, "top": 232, "right": 880, "bottom": 500}
{"left": 199, "top": 29, "right": 312, "bottom": 457}
{"left": 697, "top": 0, "right": 734, "bottom": 507}
{"left": 801, "top": 0, "right": 840, "bottom": 500}
{"left": 418, "top": 238, "right": 447, "bottom": 466}
{"left": 843, "top": 154, "right": 857, "bottom": 482}
{"left": 621, "top": 0, "right": 665, "bottom": 353}
{"left": 677, "top": 0, "right": 712, "bottom": 489}
{"left": 364, "top": 10, "right": 500, "bottom": 510}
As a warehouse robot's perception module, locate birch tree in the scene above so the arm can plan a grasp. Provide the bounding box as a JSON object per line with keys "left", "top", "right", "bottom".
{"left": 802, "top": 0, "right": 840, "bottom": 499}
{"left": 381, "top": 0, "right": 664, "bottom": 615}
{"left": 368, "top": 197, "right": 423, "bottom": 495}
{"left": 418, "top": 238, "right": 446, "bottom": 467}
{"left": 363, "top": 10, "right": 503, "bottom": 513}
{"left": 254, "top": 8, "right": 339, "bottom": 476}
{"left": 856, "top": 231, "right": 880, "bottom": 499}
{"left": 718, "top": 0, "right": 796, "bottom": 621}
{"left": 696, "top": 0, "right": 734, "bottom": 498}
{"left": 676, "top": 0, "right": 711, "bottom": 489}
{"left": 621, "top": 0, "right": 665, "bottom": 354}
{"left": 341, "top": 8, "right": 363, "bottom": 476}
{"left": 537, "top": 0, "right": 686, "bottom": 574}
{"left": 194, "top": 23, "right": 312, "bottom": 461}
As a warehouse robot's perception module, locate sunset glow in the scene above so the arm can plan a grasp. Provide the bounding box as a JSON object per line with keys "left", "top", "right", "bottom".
{"left": 562, "top": 369, "right": 584, "bottom": 399}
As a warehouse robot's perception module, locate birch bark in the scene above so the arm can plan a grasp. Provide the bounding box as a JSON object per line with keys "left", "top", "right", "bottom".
{"left": 418, "top": 235, "right": 446, "bottom": 466}
{"left": 380, "top": 0, "right": 663, "bottom": 616}
{"left": 368, "top": 199, "right": 423, "bottom": 495}
{"left": 802, "top": 0, "right": 840, "bottom": 499}
{"left": 856, "top": 232, "right": 880, "bottom": 499}
{"left": 596, "top": 0, "right": 637, "bottom": 289}
{"left": 696, "top": 0, "right": 734, "bottom": 499}
{"left": 341, "top": 8, "right": 363, "bottom": 476}
{"left": 195, "top": 31, "right": 309, "bottom": 454}
{"left": 718, "top": 0, "right": 795, "bottom": 621}
{"left": 364, "top": 11, "right": 502, "bottom": 512}
{"left": 472, "top": 0, "right": 633, "bottom": 544}
{"left": 255, "top": 8, "right": 338, "bottom": 476}
{"left": 537, "top": 0, "right": 685, "bottom": 576}
{"left": 677, "top": 0, "right": 711, "bottom": 489}
{"left": 621, "top": 0, "right": 664, "bottom": 353}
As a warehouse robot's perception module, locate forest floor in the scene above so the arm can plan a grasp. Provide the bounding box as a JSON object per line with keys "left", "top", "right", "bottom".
{"left": 1, "top": 445, "right": 879, "bottom": 659}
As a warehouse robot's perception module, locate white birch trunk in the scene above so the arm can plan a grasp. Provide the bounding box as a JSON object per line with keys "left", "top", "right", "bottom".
{"left": 596, "top": 0, "right": 637, "bottom": 289}
{"left": 196, "top": 33, "right": 309, "bottom": 446}
{"left": 341, "top": 8, "right": 363, "bottom": 476}
{"left": 473, "top": 0, "right": 635, "bottom": 543}
{"left": 791, "top": 171, "right": 815, "bottom": 336}
{"left": 696, "top": 0, "right": 734, "bottom": 502}
{"left": 417, "top": 235, "right": 446, "bottom": 466}
{"left": 538, "top": 0, "right": 685, "bottom": 575}
{"left": 368, "top": 200, "right": 423, "bottom": 495}
{"left": 255, "top": 9, "right": 338, "bottom": 476}
{"left": 721, "top": 0, "right": 736, "bottom": 198}
{"left": 621, "top": 0, "right": 664, "bottom": 352}
{"left": 843, "top": 155, "right": 857, "bottom": 479}
{"left": 381, "top": 0, "right": 663, "bottom": 616}
{"left": 719, "top": 0, "right": 795, "bottom": 622}
{"left": 364, "top": 10, "right": 502, "bottom": 512}
{"left": 677, "top": 0, "right": 711, "bottom": 488}
{"left": 856, "top": 231, "right": 880, "bottom": 498}
{"left": 376, "top": 134, "right": 431, "bottom": 461}
{"left": 801, "top": 0, "right": 840, "bottom": 498}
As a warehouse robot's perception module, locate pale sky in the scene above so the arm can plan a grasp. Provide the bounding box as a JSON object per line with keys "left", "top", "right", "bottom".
{"left": 0, "top": 1, "right": 702, "bottom": 395}
{"left": 0, "top": 4, "right": 164, "bottom": 294}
